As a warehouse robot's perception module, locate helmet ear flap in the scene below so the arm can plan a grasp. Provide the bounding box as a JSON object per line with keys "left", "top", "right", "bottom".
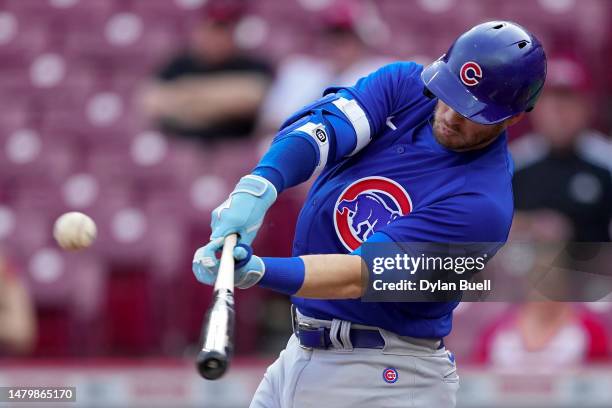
{"left": 525, "top": 80, "right": 546, "bottom": 113}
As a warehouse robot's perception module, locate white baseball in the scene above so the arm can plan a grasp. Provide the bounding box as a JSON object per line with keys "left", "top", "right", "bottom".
{"left": 53, "top": 212, "right": 97, "bottom": 250}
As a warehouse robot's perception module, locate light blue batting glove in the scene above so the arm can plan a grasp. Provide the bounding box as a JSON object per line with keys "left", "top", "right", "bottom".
{"left": 194, "top": 175, "right": 276, "bottom": 282}
{"left": 211, "top": 175, "right": 277, "bottom": 243}
{"left": 192, "top": 243, "right": 265, "bottom": 289}
{"left": 231, "top": 244, "right": 265, "bottom": 289}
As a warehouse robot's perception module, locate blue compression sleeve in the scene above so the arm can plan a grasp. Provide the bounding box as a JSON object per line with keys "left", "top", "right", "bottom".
{"left": 252, "top": 93, "right": 362, "bottom": 193}
{"left": 252, "top": 136, "right": 318, "bottom": 193}
{"left": 259, "top": 257, "right": 305, "bottom": 295}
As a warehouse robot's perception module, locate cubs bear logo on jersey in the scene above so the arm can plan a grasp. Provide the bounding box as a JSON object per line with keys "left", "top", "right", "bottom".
{"left": 334, "top": 177, "right": 412, "bottom": 251}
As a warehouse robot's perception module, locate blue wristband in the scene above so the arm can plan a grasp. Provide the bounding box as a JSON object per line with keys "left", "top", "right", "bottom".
{"left": 259, "top": 257, "right": 305, "bottom": 295}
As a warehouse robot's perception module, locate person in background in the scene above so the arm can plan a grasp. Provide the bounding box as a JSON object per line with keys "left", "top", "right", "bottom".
{"left": 474, "top": 302, "right": 609, "bottom": 372}
{"left": 480, "top": 61, "right": 612, "bottom": 371}
{"left": 0, "top": 253, "right": 36, "bottom": 355}
{"left": 259, "top": 0, "right": 390, "bottom": 130}
{"left": 511, "top": 56, "right": 612, "bottom": 242}
{"left": 140, "top": 0, "right": 273, "bottom": 142}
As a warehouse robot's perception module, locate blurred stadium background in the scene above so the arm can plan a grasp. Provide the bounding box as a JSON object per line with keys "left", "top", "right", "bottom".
{"left": 0, "top": 0, "right": 610, "bottom": 406}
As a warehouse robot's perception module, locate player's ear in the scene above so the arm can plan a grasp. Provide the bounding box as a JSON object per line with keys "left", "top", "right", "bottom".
{"left": 506, "top": 112, "right": 525, "bottom": 127}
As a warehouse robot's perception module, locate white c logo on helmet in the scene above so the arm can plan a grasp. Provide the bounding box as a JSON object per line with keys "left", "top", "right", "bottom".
{"left": 460, "top": 62, "right": 483, "bottom": 86}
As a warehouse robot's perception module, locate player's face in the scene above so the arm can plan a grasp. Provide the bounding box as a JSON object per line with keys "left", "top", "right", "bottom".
{"left": 432, "top": 101, "right": 523, "bottom": 151}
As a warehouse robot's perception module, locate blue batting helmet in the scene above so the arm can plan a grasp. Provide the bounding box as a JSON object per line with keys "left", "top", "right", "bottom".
{"left": 422, "top": 21, "right": 547, "bottom": 125}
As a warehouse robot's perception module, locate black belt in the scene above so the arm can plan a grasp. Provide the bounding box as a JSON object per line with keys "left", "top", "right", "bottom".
{"left": 292, "top": 307, "right": 444, "bottom": 350}
{"left": 296, "top": 322, "right": 386, "bottom": 349}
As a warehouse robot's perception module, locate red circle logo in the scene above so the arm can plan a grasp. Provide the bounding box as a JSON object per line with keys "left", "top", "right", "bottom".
{"left": 334, "top": 177, "right": 412, "bottom": 251}
{"left": 460, "top": 61, "right": 483, "bottom": 86}
{"left": 383, "top": 367, "right": 399, "bottom": 383}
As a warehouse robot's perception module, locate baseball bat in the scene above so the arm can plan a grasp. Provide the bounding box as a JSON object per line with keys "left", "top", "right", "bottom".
{"left": 196, "top": 234, "right": 237, "bottom": 380}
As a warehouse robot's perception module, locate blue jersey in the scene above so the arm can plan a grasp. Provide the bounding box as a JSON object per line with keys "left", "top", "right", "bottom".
{"left": 289, "top": 62, "right": 514, "bottom": 338}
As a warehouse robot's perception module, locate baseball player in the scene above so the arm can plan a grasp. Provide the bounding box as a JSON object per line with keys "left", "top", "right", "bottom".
{"left": 193, "top": 21, "right": 546, "bottom": 407}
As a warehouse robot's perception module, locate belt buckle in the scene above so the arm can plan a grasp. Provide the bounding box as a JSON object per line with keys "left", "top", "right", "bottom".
{"left": 291, "top": 304, "right": 298, "bottom": 334}
{"left": 296, "top": 322, "right": 326, "bottom": 350}
{"left": 292, "top": 306, "right": 325, "bottom": 349}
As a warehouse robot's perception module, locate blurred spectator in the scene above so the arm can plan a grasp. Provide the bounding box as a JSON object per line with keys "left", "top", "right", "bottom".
{"left": 140, "top": 0, "right": 273, "bottom": 142}
{"left": 0, "top": 253, "right": 36, "bottom": 355}
{"left": 259, "top": 1, "right": 390, "bottom": 130}
{"left": 474, "top": 303, "right": 609, "bottom": 372}
{"left": 511, "top": 57, "right": 612, "bottom": 242}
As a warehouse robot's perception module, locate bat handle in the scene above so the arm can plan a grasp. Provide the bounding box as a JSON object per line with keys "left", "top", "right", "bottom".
{"left": 214, "top": 234, "right": 238, "bottom": 292}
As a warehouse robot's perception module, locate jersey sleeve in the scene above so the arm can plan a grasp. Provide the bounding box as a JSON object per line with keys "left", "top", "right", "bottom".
{"left": 354, "top": 195, "right": 511, "bottom": 319}
{"left": 326, "top": 62, "right": 425, "bottom": 138}
{"left": 253, "top": 62, "right": 427, "bottom": 193}
{"left": 354, "top": 193, "right": 512, "bottom": 282}
{"left": 379, "top": 193, "right": 512, "bottom": 245}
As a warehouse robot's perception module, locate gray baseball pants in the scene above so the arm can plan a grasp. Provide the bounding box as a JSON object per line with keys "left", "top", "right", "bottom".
{"left": 250, "top": 312, "right": 459, "bottom": 408}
